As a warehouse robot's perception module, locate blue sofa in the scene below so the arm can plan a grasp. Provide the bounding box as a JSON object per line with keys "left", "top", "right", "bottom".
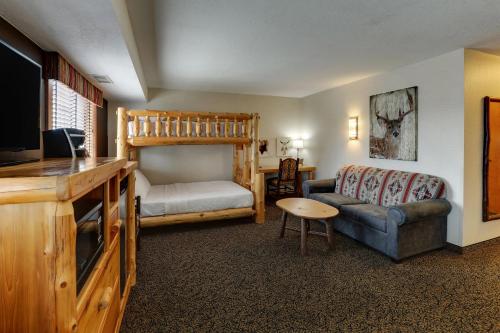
{"left": 303, "top": 165, "right": 452, "bottom": 261}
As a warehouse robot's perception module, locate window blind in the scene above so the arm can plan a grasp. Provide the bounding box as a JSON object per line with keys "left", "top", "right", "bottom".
{"left": 49, "top": 79, "right": 96, "bottom": 157}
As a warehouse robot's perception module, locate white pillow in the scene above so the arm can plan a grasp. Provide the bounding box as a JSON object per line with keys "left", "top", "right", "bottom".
{"left": 135, "top": 169, "right": 151, "bottom": 198}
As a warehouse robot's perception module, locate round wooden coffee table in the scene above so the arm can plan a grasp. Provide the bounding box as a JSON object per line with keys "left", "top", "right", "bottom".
{"left": 276, "top": 198, "right": 339, "bottom": 256}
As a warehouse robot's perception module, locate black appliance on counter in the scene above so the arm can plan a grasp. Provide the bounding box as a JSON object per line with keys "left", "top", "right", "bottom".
{"left": 42, "top": 128, "right": 88, "bottom": 158}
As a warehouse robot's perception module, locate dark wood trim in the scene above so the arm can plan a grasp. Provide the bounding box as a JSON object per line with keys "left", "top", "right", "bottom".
{"left": 483, "top": 96, "right": 490, "bottom": 222}
{"left": 482, "top": 96, "right": 500, "bottom": 221}
{"left": 0, "top": 16, "right": 43, "bottom": 65}
{"left": 96, "top": 99, "right": 108, "bottom": 157}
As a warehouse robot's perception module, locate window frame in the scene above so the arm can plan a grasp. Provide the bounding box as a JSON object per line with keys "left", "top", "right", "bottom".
{"left": 48, "top": 79, "right": 97, "bottom": 157}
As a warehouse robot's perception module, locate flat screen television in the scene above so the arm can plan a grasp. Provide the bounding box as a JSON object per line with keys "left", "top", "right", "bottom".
{"left": 0, "top": 40, "right": 41, "bottom": 151}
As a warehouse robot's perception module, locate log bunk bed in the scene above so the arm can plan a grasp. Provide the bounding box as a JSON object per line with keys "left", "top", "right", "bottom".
{"left": 116, "top": 107, "right": 265, "bottom": 227}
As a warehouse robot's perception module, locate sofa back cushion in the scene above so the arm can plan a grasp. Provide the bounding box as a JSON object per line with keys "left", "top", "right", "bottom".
{"left": 334, "top": 165, "right": 446, "bottom": 207}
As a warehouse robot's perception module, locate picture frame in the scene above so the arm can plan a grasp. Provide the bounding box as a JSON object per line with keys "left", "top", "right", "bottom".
{"left": 277, "top": 137, "right": 292, "bottom": 157}
{"left": 369, "top": 86, "right": 418, "bottom": 161}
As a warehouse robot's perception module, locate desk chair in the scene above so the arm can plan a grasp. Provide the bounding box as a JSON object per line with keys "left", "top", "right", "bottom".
{"left": 266, "top": 158, "right": 300, "bottom": 197}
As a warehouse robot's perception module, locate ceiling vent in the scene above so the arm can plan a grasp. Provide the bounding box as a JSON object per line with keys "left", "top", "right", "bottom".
{"left": 90, "top": 74, "right": 113, "bottom": 84}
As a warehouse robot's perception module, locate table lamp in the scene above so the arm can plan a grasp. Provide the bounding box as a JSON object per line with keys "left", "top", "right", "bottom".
{"left": 292, "top": 138, "right": 304, "bottom": 159}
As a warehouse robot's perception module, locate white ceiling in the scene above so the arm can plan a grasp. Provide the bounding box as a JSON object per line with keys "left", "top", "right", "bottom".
{"left": 2, "top": 0, "right": 500, "bottom": 100}
{"left": 0, "top": 0, "right": 145, "bottom": 102}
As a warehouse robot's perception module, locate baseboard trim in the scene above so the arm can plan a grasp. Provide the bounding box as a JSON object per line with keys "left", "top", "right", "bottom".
{"left": 446, "top": 236, "right": 500, "bottom": 254}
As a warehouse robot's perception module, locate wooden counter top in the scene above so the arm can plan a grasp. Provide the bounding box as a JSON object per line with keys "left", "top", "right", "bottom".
{"left": 0, "top": 157, "right": 127, "bottom": 204}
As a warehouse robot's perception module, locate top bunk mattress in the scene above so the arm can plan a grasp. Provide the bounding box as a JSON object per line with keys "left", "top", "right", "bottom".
{"left": 141, "top": 180, "right": 254, "bottom": 217}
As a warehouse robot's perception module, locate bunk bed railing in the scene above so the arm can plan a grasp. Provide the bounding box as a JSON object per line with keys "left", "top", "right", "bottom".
{"left": 125, "top": 109, "right": 252, "bottom": 146}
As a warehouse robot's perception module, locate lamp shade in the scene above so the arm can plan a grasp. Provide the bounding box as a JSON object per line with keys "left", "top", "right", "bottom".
{"left": 292, "top": 138, "right": 304, "bottom": 149}
{"left": 349, "top": 117, "right": 358, "bottom": 140}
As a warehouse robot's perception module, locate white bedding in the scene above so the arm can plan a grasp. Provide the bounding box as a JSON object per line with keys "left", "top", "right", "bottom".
{"left": 140, "top": 180, "right": 254, "bottom": 217}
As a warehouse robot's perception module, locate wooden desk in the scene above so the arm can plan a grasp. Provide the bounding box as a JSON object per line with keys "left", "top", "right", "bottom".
{"left": 258, "top": 165, "right": 316, "bottom": 178}
{"left": 258, "top": 165, "right": 316, "bottom": 196}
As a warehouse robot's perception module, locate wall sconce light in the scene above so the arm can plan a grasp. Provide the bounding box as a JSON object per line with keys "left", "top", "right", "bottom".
{"left": 292, "top": 138, "right": 304, "bottom": 159}
{"left": 349, "top": 117, "right": 358, "bottom": 140}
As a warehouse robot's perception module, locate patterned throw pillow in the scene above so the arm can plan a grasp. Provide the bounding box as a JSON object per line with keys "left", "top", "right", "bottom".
{"left": 334, "top": 165, "right": 446, "bottom": 207}
{"left": 335, "top": 165, "right": 369, "bottom": 199}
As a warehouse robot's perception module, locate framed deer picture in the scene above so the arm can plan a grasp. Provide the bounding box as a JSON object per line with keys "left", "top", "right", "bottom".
{"left": 369, "top": 86, "right": 418, "bottom": 161}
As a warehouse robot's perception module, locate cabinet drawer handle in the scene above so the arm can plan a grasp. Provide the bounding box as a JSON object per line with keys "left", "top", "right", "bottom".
{"left": 98, "top": 287, "right": 113, "bottom": 311}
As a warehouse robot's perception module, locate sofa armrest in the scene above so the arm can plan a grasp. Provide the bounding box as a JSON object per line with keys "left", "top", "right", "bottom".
{"left": 388, "top": 199, "right": 452, "bottom": 225}
{"left": 302, "top": 178, "right": 336, "bottom": 198}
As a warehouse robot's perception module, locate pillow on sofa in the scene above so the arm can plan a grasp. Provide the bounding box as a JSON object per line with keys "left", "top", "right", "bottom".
{"left": 334, "top": 164, "right": 446, "bottom": 207}
{"left": 135, "top": 169, "right": 151, "bottom": 198}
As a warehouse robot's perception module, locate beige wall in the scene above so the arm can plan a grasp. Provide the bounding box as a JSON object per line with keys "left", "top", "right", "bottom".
{"left": 463, "top": 49, "right": 500, "bottom": 246}
{"left": 108, "top": 88, "right": 304, "bottom": 184}
{"left": 302, "top": 50, "right": 466, "bottom": 245}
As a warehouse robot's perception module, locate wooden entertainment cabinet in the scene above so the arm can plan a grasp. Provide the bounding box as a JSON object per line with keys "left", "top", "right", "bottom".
{"left": 0, "top": 157, "right": 137, "bottom": 332}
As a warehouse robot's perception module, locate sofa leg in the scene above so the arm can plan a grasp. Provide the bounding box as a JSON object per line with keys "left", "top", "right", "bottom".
{"left": 391, "top": 258, "right": 402, "bottom": 264}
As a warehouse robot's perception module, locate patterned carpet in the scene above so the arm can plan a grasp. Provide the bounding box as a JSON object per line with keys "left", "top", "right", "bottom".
{"left": 121, "top": 205, "right": 500, "bottom": 332}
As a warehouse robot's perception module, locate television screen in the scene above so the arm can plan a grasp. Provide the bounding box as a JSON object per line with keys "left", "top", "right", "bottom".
{"left": 0, "top": 40, "right": 41, "bottom": 151}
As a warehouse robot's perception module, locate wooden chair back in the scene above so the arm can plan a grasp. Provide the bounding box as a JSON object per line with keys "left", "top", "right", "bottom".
{"left": 278, "top": 158, "right": 300, "bottom": 182}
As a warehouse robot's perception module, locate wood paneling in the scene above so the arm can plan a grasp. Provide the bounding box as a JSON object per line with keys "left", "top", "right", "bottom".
{"left": 0, "top": 17, "right": 43, "bottom": 65}
{"left": 96, "top": 100, "right": 108, "bottom": 157}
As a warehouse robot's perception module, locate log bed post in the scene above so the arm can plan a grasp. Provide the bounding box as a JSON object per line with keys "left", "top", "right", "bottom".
{"left": 117, "top": 107, "right": 128, "bottom": 159}
{"left": 233, "top": 145, "right": 239, "bottom": 183}
{"left": 251, "top": 113, "right": 264, "bottom": 223}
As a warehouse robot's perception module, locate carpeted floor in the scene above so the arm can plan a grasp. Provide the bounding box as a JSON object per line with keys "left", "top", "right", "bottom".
{"left": 121, "top": 204, "right": 500, "bottom": 332}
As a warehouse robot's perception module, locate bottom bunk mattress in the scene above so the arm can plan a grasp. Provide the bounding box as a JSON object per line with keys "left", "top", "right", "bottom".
{"left": 140, "top": 180, "right": 254, "bottom": 217}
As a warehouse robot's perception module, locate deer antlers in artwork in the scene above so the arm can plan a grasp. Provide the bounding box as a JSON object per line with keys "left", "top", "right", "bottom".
{"left": 376, "top": 89, "right": 414, "bottom": 123}
{"left": 397, "top": 89, "right": 414, "bottom": 121}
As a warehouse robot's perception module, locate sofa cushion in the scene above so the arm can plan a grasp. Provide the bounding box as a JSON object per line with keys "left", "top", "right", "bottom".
{"left": 309, "top": 193, "right": 364, "bottom": 208}
{"left": 334, "top": 164, "right": 446, "bottom": 208}
{"left": 340, "top": 204, "right": 388, "bottom": 232}
{"left": 334, "top": 165, "right": 370, "bottom": 198}
{"left": 379, "top": 171, "right": 446, "bottom": 206}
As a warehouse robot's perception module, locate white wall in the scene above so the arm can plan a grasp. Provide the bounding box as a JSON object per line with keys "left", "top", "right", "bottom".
{"left": 463, "top": 50, "right": 500, "bottom": 246}
{"left": 302, "top": 49, "right": 465, "bottom": 246}
{"left": 108, "top": 88, "right": 303, "bottom": 184}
